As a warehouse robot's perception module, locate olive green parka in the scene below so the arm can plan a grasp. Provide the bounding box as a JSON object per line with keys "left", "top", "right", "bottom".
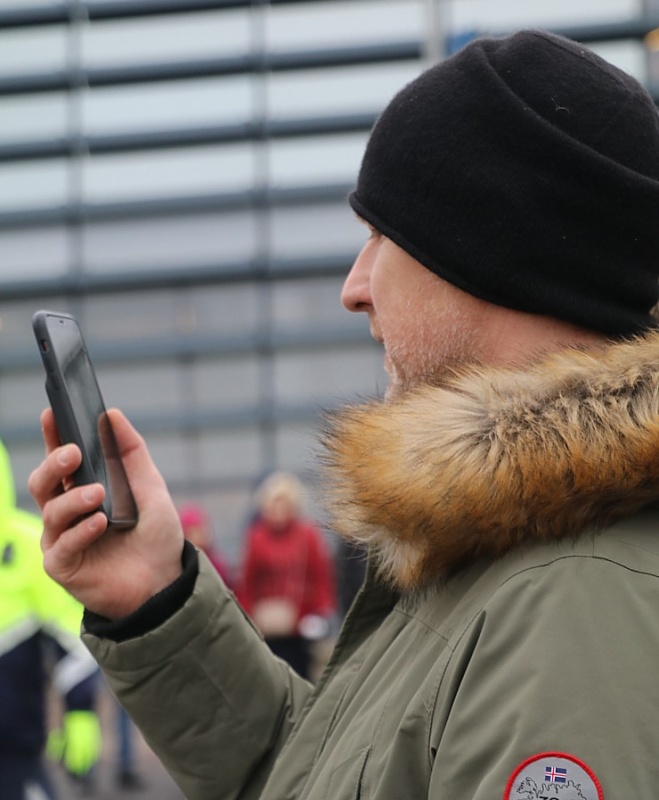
{"left": 85, "top": 332, "right": 659, "bottom": 799}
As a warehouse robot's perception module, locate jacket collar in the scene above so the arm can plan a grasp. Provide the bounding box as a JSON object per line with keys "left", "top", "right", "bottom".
{"left": 323, "top": 331, "right": 659, "bottom": 590}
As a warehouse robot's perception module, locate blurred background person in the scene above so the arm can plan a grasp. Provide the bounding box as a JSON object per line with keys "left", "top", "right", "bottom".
{"left": 111, "top": 690, "right": 147, "bottom": 792}
{"left": 178, "top": 502, "right": 233, "bottom": 588}
{"left": 0, "top": 439, "right": 101, "bottom": 799}
{"left": 237, "top": 471, "right": 336, "bottom": 680}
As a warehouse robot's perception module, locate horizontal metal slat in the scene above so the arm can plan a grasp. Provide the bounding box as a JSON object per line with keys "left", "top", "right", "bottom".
{"left": 0, "top": 112, "right": 377, "bottom": 162}
{"left": 0, "top": 0, "right": 325, "bottom": 29}
{"left": 0, "top": 251, "right": 355, "bottom": 300}
{"left": 0, "top": 41, "right": 421, "bottom": 96}
{"left": 552, "top": 17, "right": 659, "bottom": 43}
{"left": 0, "top": 181, "right": 353, "bottom": 228}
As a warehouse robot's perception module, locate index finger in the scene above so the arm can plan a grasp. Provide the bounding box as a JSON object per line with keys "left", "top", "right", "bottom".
{"left": 28, "top": 439, "right": 83, "bottom": 513}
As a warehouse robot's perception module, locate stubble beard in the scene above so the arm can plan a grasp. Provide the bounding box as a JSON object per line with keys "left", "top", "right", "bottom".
{"left": 383, "top": 307, "right": 481, "bottom": 402}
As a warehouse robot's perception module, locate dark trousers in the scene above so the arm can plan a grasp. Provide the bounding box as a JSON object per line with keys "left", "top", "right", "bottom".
{"left": 0, "top": 754, "right": 55, "bottom": 800}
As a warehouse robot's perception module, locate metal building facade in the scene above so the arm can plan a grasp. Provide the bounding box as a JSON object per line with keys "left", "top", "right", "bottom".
{"left": 0, "top": 0, "right": 656, "bottom": 562}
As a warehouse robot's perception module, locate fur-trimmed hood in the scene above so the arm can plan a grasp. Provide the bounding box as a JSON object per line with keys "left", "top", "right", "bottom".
{"left": 323, "top": 332, "right": 659, "bottom": 590}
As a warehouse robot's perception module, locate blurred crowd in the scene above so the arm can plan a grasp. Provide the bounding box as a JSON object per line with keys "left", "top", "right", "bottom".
{"left": 179, "top": 470, "right": 366, "bottom": 682}
{"left": 1, "top": 448, "right": 364, "bottom": 799}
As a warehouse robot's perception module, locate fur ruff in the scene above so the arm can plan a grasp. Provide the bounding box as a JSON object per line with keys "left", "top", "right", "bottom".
{"left": 322, "top": 331, "right": 659, "bottom": 590}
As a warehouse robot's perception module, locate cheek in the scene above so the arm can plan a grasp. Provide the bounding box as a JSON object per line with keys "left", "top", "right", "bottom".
{"left": 384, "top": 316, "right": 428, "bottom": 367}
{"left": 387, "top": 303, "right": 481, "bottom": 380}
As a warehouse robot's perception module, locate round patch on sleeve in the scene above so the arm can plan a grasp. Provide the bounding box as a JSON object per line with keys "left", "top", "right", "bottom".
{"left": 504, "top": 752, "right": 603, "bottom": 799}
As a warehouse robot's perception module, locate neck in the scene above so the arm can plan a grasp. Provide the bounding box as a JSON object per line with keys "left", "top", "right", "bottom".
{"left": 477, "top": 305, "right": 610, "bottom": 368}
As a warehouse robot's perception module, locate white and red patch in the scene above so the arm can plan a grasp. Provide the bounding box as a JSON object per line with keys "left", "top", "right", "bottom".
{"left": 504, "top": 752, "right": 603, "bottom": 800}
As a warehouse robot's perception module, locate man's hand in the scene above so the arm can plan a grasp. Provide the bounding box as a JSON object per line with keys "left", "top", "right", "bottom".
{"left": 29, "top": 408, "right": 184, "bottom": 619}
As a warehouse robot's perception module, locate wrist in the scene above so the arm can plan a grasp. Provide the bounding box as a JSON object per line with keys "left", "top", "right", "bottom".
{"left": 83, "top": 541, "right": 199, "bottom": 642}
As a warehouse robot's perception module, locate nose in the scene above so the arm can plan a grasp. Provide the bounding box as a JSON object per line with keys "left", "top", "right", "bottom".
{"left": 341, "top": 239, "right": 375, "bottom": 313}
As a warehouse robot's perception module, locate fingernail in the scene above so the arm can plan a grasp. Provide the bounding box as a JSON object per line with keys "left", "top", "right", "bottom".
{"left": 86, "top": 515, "right": 101, "bottom": 533}
{"left": 57, "top": 447, "right": 71, "bottom": 466}
{"left": 82, "top": 488, "right": 96, "bottom": 504}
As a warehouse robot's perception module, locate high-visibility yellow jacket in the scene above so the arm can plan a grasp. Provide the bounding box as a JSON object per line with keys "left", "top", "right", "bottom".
{"left": 0, "top": 440, "right": 98, "bottom": 756}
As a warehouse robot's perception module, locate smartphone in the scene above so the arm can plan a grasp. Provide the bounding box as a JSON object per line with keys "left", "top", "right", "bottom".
{"left": 32, "top": 310, "right": 138, "bottom": 529}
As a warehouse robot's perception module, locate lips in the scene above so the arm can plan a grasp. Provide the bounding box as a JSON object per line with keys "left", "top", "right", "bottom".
{"left": 368, "top": 315, "right": 383, "bottom": 344}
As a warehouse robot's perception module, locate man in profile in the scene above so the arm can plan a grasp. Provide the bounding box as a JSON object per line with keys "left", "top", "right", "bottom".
{"left": 29, "top": 29, "right": 659, "bottom": 799}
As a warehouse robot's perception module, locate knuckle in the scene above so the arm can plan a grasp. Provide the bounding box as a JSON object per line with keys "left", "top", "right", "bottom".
{"left": 27, "top": 468, "right": 39, "bottom": 496}
{"left": 41, "top": 501, "right": 57, "bottom": 530}
{"left": 41, "top": 550, "right": 58, "bottom": 581}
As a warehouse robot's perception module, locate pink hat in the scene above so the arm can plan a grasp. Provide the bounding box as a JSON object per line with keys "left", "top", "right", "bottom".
{"left": 178, "top": 503, "right": 208, "bottom": 531}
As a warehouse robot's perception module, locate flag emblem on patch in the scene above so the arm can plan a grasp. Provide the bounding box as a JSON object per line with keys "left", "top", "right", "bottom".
{"left": 545, "top": 765, "right": 568, "bottom": 784}
{"left": 504, "top": 752, "right": 603, "bottom": 800}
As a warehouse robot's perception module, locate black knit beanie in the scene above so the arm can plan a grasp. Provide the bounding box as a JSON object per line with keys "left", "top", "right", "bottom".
{"left": 349, "top": 29, "right": 659, "bottom": 338}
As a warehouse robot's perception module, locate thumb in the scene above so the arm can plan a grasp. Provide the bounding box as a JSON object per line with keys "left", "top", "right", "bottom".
{"left": 106, "top": 408, "right": 171, "bottom": 504}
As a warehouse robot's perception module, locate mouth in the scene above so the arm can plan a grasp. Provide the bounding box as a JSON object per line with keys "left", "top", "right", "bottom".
{"left": 369, "top": 324, "right": 384, "bottom": 347}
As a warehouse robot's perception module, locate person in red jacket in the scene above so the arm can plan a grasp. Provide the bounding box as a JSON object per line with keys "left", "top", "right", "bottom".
{"left": 238, "top": 472, "right": 335, "bottom": 679}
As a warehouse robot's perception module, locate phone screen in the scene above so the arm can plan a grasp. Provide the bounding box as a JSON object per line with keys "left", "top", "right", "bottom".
{"left": 33, "top": 310, "right": 138, "bottom": 529}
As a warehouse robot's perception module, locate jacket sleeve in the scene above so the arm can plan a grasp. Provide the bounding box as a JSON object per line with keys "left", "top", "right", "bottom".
{"left": 427, "top": 550, "right": 659, "bottom": 799}
{"left": 83, "top": 552, "right": 315, "bottom": 800}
